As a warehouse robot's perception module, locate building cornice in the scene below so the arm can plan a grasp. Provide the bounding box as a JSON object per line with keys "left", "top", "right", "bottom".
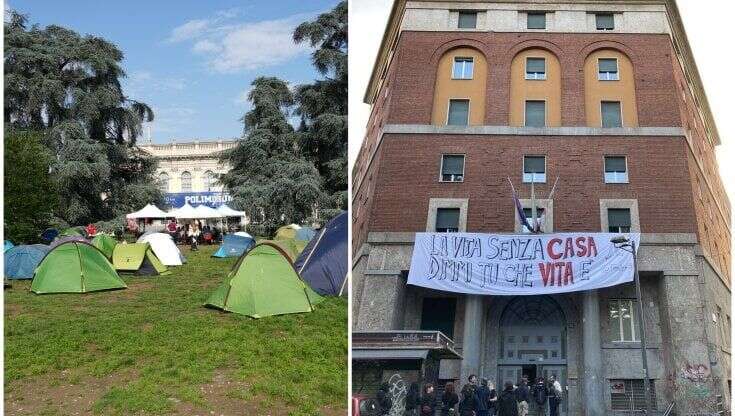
{"left": 363, "top": 0, "right": 720, "bottom": 146}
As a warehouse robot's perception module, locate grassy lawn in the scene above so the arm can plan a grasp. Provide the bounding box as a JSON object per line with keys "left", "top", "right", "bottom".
{"left": 4, "top": 244, "right": 347, "bottom": 416}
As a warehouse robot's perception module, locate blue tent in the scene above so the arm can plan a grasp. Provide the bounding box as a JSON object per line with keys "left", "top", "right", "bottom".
{"left": 4, "top": 240, "right": 14, "bottom": 252}
{"left": 4, "top": 244, "right": 51, "bottom": 280}
{"left": 295, "top": 227, "right": 317, "bottom": 242}
{"left": 294, "top": 212, "right": 347, "bottom": 296}
{"left": 41, "top": 228, "right": 59, "bottom": 243}
{"left": 212, "top": 234, "right": 256, "bottom": 258}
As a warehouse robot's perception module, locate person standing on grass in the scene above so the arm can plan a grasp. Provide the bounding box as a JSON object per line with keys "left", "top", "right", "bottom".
{"left": 441, "top": 382, "right": 459, "bottom": 416}
{"left": 167, "top": 219, "right": 177, "bottom": 239}
{"left": 496, "top": 382, "right": 518, "bottom": 416}
{"left": 420, "top": 383, "right": 436, "bottom": 416}
{"left": 188, "top": 221, "right": 200, "bottom": 251}
{"left": 406, "top": 382, "right": 420, "bottom": 416}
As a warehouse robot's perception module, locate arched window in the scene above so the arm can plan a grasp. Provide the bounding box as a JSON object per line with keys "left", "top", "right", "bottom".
{"left": 432, "top": 47, "right": 487, "bottom": 126}
{"left": 203, "top": 170, "right": 215, "bottom": 191}
{"left": 584, "top": 49, "right": 638, "bottom": 127}
{"left": 509, "top": 48, "right": 562, "bottom": 127}
{"left": 181, "top": 171, "right": 192, "bottom": 192}
{"left": 158, "top": 172, "right": 169, "bottom": 193}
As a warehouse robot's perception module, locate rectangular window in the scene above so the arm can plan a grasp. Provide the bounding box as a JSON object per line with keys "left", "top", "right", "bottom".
{"left": 596, "top": 13, "right": 615, "bottom": 30}
{"left": 447, "top": 99, "right": 470, "bottom": 126}
{"left": 609, "top": 299, "right": 638, "bottom": 342}
{"left": 601, "top": 101, "right": 622, "bottom": 128}
{"left": 436, "top": 208, "right": 460, "bottom": 232}
{"left": 458, "top": 11, "right": 477, "bottom": 29}
{"left": 441, "top": 155, "right": 465, "bottom": 182}
{"left": 608, "top": 208, "right": 631, "bottom": 233}
{"left": 610, "top": 380, "right": 657, "bottom": 411}
{"left": 525, "top": 57, "right": 546, "bottom": 80}
{"left": 523, "top": 156, "right": 546, "bottom": 183}
{"left": 452, "top": 57, "right": 474, "bottom": 79}
{"left": 525, "top": 100, "right": 546, "bottom": 127}
{"left": 522, "top": 207, "right": 545, "bottom": 234}
{"left": 604, "top": 156, "right": 628, "bottom": 183}
{"left": 420, "top": 297, "right": 457, "bottom": 339}
{"left": 598, "top": 58, "right": 619, "bottom": 80}
{"left": 527, "top": 12, "right": 546, "bottom": 29}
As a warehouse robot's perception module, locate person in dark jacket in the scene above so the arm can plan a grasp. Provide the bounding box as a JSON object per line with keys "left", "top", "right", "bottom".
{"left": 459, "top": 383, "right": 480, "bottom": 416}
{"left": 487, "top": 381, "right": 498, "bottom": 416}
{"left": 441, "top": 382, "right": 459, "bottom": 416}
{"left": 496, "top": 382, "right": 519, "bottom": 416}
{"left": 405, "top": 382, "right": 420, "bottom": 416}
{"left": 476, "top": 378, "right": 491, "bottom": 416}
{"left": 515, "top": 378, "right": 530, "bottom": 416}
{"left": 420, "top": 383, "right": 437, "bottom": 416}
{"left": 377, "top": 382, "right": 393, "bottom": 416}
{"left": 531, "top": 378, "right": 548, "bottom": 416}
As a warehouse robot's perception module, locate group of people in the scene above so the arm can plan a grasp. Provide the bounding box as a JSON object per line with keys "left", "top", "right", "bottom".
{"left": 377, "top": 374, "right": 562, "bottom": 416}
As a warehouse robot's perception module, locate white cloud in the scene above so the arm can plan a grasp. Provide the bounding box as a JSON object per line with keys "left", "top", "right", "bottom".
{"left": 167, "top": 11, "right": 315, "bottom": 73}
{"left": 125, "top": 70, "right": 187, "bottom": 94}
{"left": 233, "top": 88, "right": 252, "bottom": 105}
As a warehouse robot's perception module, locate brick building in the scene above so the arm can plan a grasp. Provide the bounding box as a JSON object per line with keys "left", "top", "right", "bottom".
{"left": 351, "top": 1, "right": 731, "bottom": 415}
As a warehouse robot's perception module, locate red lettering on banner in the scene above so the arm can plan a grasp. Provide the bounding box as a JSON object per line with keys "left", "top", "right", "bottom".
{"left": 538, "top": 263, "right": 554, "bottom": 286}
{"left": 563, "top": 262, "right": 574, "bottom": 285}
{"left": 575, "top": 237, "right": 587, "bottom": 257}
{"left": 547, "top": 239, "right": 563, "bottom": 260}
{"left": 588, "top": 237, "right": 598, "bottom": 257}
{"left": 563, "top": 238, "right": 574, "bottom": 258}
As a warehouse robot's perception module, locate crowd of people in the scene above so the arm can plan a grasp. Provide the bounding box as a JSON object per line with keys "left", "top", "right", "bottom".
{"left": 376, "top": 374, "right": 563, "bottom": 416}
{"left": 122, "top": 218, "right": 242, "bottom": 250}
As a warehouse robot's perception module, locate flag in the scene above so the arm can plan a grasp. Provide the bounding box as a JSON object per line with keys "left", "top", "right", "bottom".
{"left": 508, "top": 178, "right": 532, "bottom": 232}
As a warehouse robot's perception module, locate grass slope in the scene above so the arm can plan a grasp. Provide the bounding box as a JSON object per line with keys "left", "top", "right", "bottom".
{"left": 4, "top": 245, "right": 347, "bottom": 415}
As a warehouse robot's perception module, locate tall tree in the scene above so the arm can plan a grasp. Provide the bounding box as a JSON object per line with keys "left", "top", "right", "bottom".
{"left": 4, "top": 11, "right": 160, "bottom": 225}
{"left": 219, "top": 77, "right": 326, "bottom": 235}
{"left": 4, "top": 130, "right": 58, "bottom": 243}
{"left": 293, "top": 1, "right": 348, "bottom": 210}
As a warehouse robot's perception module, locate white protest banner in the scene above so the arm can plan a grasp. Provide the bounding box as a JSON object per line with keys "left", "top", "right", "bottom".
{"left": 407, "top": 232, "right": 639, "bottom": 295}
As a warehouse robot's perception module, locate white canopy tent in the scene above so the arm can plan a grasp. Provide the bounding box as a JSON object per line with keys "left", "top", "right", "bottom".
{"left": 193, "top": 205, "right": 223, "bottom": 219}
{"left": 216, "top": 204, "right": 246, "bottom": 217}
{"left": 169, "top": 203, "right": 198, "bottom": 219}
{"left": 127, "top": 204, "right": 170, "bottom": 219}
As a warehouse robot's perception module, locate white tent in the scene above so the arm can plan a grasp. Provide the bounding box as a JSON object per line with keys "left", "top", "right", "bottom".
{"left": 127, "top": 204, "right": 170, "bottom": 219}
{"left": 193, "top": 205, "right": 223, "bottom": 219}
{"left": 217, "top": 204, "right": 246, "bottom": 217}
{"left": 233, "top": 231, "right": 253, "bottom": 238}
{"left": 170, "top": 203, "right": 198, "bottom": 219}
{"left": 137, "top": 233, "right": 184, "bottom": 266}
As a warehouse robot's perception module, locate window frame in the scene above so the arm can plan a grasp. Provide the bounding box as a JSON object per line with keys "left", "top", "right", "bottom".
{"left": 607, "top": 208, "right": 632, "bottom": 233}
{"left": 525, "top": 57, "right": 547, "bottom": 80}
{"left": 595, "top": 13, "right": 615, "bottom": 31}
{"left": 600, "top": 100, "right": 623, "bottom": 128}
{"left": 524, "top": 99, "right": 547, "bottom": 128}
{"left": 452, "top": 57, "right": 475, "bottom": 80}
{"left": 447, "top": 98, "right": 471, "bottom": 126}
{"left": 526, "top": 12, "right": 547, "bottom": 30}
{"left": 180, "top": 171, "right": 192, "bottom": 193}
{"left": 604, "top": 155, "right": 629, "bottom": 184}
{"left": 609, "top": 298, "right": 638, "bottom": 342}
{"left": 439, "top": 154, "right": 466, "bottom": 183}
{"left": 597, "top": 57, "right": 620, "bottom": 81}
{"left": 435, "top": 207, "right": 461, "bottom": 233}
{"left": 158, "top": 172, "right": 170, "bottom": 193}
{"left": 522, "top": 155, "right": 547, "bottom": 184}
{"left": 458, "top": 11, "right": 478, "bottom": 29}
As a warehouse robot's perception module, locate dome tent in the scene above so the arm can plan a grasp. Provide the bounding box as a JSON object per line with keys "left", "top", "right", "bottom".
{"left": 4, "top": 244, "right": 50, "bottom": 280}
{"left": 294, "top": 212, "right": 347, "bottom": 296}
{"left": 112, "top": 243, "right": 170, "bottom": 276}
{"left": 31, "top": 241, "right": 126, "bottom": 294}
{"left": 5, "top": 240, "right": 15, "bottom": 252}
{"left": 137, "top": 233, "right": 185, "bottom": 266}
{"left": 91, "top": 234, "right": 118, "bottom": 259}
{"left": 205, "top": 242, "right": 323, "bottom": 318}
{"left": 212, "top": 234, "right": 255, "bottom": 258}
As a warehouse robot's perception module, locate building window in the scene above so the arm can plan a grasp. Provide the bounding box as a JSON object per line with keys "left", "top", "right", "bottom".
{"left": 452, "top": 57, "right": 474, "bottom": 79}
{"left": 604, "top": 156, "right": 628, "bottom": 183}
{"left": 420, "top": 297, "right": 456, "bottom": 339}
{"left": 527, "top": 12, "right": 546, "bottom": 29}
{"left": 181, "top": 171, "right": 192, "bottom": 192}
{"left": 522, "top": 207, "right": 545, "bottom": 233}
{"left": 441, "top": 154, "right": 465, "bottom": 182}
{"left": 609, "top": 299, "right": 638, "bottom": 342}
{"left": 598, "top": 58, "right": 619, "bottom": 80}
{"left": 525, "top": 57, "right": 546, "bottom": 80}
{"left": 158, "top": 172, "right": 169, "bottom": 193}
{"left": 447, "top": 99, "right": 470, "bottom": 126}
{"left": 607, "top": 208, "right": 631, "bottom": 233}
{"left": 596, "top": 13, "right": 615, "bottom": 30}
{"left": 523, "top": 156, "right": 546, "bottom": 183}
{"left": 601, "top": 101, "right": 622, "bottom": 128}
{"left": 436, "top": 208, "right": 460, "bottom": 232}
{"left": 203, "top": 170, "right": 215, "bottom": 191}
{"left": 610, "top": 380, "right": 657, "bottom": 411}
{"left": 525, "top": 100, "right": 546, "bottom": 127}
{"left": 458, "top": 11, "right": 477, "bottom": 29}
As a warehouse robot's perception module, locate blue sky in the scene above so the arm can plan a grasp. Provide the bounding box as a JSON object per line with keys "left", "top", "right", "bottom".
{"left": 7, "top": 0, "right": 337, "bottom": 143}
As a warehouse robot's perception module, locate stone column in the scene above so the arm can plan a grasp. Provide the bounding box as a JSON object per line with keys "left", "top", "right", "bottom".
{"left": 582, "top": 290, "right": 606, "bottom": 416}
{"left": 460, "top": 295, "right": 484, "bottom": 382}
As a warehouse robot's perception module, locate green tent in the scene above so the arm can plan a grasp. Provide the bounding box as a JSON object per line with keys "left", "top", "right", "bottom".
{"left": 31, "top": 241, "right": 126, "bottom": 294}
{"left": 91, "top": 234, "right": 117, "bottom": 259}
{"left": 205, "top": 242, "right": 323, "bottom": 318}
{"left": 112, "top": 243, "right": 170, "bottom": 276}
{"left": 60, "top": 227, "right": 83, "bottom": 237}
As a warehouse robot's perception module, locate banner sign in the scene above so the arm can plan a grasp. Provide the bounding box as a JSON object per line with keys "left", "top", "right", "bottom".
{"left": 407, "top": 232, "right": 639, "bottom": 295}
{"left": 164, "top": 192, "right": 233, "bottom": 208}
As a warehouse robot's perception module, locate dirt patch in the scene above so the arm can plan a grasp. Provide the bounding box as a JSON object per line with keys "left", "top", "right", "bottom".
{"left": 4, "top": 368, "right": 140, "bottom": 416}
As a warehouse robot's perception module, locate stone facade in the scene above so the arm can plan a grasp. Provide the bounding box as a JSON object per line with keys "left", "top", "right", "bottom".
{"left": 352, "top": 1, "right": 731, "bottom": 415}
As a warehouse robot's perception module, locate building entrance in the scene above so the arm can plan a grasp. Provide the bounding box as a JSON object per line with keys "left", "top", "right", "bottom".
{"left": 497, "top": 296, "right": 567, "bottom": 416}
